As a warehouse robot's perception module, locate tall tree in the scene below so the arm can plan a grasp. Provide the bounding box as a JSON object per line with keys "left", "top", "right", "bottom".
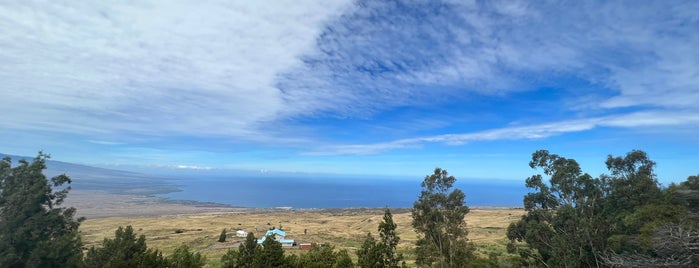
{"left": 0, "top": 153, "right": 84, "bottom": 267}
{"left": 378, "top": 209, "right": 402, "bottom": 268}
{"left": 357, "top": 233, "right": 383, "bottom": 268}
{"left": 602, "top": 150, "right": 665, "bottom": 253}
{"left": 236, "top": 232, "right": 258, "bottom": 268}
{"left": 507, "top": 150, "right": 606, "bottom": 267}
{"left": 219, "top": 228, "right": 228, "bottom": 242}
{"left": 357, "top": 208, "right": 403, "bottom": 268}
{"left": 411, "top": 168, "right": 473, "bottom": 267}
{"left": 256, "top": 235, "right": 286, "bottom": 268}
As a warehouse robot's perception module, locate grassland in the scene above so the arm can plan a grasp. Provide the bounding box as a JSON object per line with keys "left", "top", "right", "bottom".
{"left": 79, "top": 207, "right": 525, "bottom": 267}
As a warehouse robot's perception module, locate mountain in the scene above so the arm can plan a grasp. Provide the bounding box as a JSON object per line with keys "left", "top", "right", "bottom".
{"left": 0, "top": 153, "right": 179, "bottom": 195}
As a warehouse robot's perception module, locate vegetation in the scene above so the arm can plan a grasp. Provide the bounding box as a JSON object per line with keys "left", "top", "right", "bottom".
{"left": 411, "top": 168, "right": 474, "bottom": 267}
{"left": 289, "top": 244, "right": 353, "bottom": 268}
{"left": 0, "top": 153, "right": 84, "bottom": 267}
{"left": 3, "top": 151, "right": 697, "bottom": 267}
{"left": 357, "top": 208, "right": 405, "bottom": 267}
{"left": 85, "top": 225, "right": 205, "bottom": 267}
{"left": 507, "top": 149, "right": 699, "bottom": 267}
{"left": 219, "top": 228, "right": 227, "bottom": 243}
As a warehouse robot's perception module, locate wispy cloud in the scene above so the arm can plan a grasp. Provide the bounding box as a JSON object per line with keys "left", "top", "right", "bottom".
{"left": 1, "top": 0, "right": 698, "bottom": 161}
{"left": 280, "top": 0, "right": 699, "bottom": 117}
{"left": 308, "top": 110, "right": 699, "bottom": 155}
{"left": 0, "top": 0, "right": 350, "bottom": 139}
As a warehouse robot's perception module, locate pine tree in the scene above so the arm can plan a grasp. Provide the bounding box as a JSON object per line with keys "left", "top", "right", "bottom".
{"left": 0, "top": 153, "right": 84, "bottom": 267}
{"left": 219, "top": 228, "right": 227, "bottom": 242}
{"left": 256, "top": 234, "right": 286, "bottom": 267}
{"left": 378, "top": 208, "right": 402, "bottom": 268}
{"left": 236, "top": 232, "right": 258, "bottom": 268}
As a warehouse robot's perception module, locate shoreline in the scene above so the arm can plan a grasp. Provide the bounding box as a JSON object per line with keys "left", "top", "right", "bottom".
{"left": 65, "top": 189, "right": 522, "bottom": 219}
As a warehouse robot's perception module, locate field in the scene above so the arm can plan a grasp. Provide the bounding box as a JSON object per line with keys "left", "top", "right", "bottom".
{"left": 79, "top": 207, "right": 525, "bottom": 267}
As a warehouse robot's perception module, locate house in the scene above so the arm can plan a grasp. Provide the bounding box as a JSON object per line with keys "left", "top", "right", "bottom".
{"left": 236, "top": 230, "right": 248, "bottom": 237}
{"left": 257, "top": 228, "right": 295, "bottom": 248}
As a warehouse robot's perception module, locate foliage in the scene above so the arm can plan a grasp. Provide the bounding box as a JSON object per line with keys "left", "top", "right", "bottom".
{"left": 236, "top": 232, "right": 259, "bottom": 268}
{"left": 334, "top": 249, "right": 354, "bottom": 268}
{"left": 411, "top": 168, "right": 473, "bottom": 267}
{"left": 256, "top": 235, "right": 286, "bottom": 267}
{"left": 506, "top": 150, "right": 605, "bottom": 267}
{"left": 168, "top": 244, "right": 205, "bottom": 268}
{"left": 292, "top": 244, "right": 353, "bottom": 268}
{"left": 85, "top": 225, "right": 168, "bottom": 268}
{"left": 508, "top": 149, "right": 699, "bottom": 268}
{"left": 299, "top": 245, "right": 336, "bottom": 267}
{"left": 357, "top": 233, "right": 384, "bottom": 268}
{"left": 219, "top": 228, "right": 227, "bottom": 242}
{"left": 221, "top": 248, "right": 239, "bottom": 268}
{"left": 0, "top": 153, "right": 84, "bottom": 267}
{"left": 357, "top": 208, "right": 404, "bottom": 267}
{"left": 378, "top": 209, "right": 402, "bottom": 267}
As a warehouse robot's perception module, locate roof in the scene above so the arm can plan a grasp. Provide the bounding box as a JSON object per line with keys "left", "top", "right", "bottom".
{"left": 265, "top": 228, "right": 286, "bottom": 237}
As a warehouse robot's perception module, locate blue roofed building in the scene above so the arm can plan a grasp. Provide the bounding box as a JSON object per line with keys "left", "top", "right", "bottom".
{"left": 257, "top": 228, "right": 295, "bottom": 248}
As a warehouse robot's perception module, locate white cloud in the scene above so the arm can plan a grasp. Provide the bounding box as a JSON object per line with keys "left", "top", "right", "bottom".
{"left": 309, "top": 110, "right": 699, "bottom": 155}
{"left": 0, "top": 0, "right": 351, "bottom": 138}
{"left": 2, "top": 0, "right": 698, "bottom": 154}
{"left": 276, "top": 1, "right": 699, "bottom": 120}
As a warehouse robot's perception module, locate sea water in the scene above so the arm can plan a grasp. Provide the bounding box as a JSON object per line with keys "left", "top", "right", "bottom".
{"left": 160, "top": 175, "right": 528, "bottom": 208}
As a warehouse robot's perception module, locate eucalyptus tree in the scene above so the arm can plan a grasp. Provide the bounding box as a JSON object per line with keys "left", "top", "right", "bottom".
{"left": 411, "top": 168, "right": 473, "bottom": 267}
{"left": 507, "top": 150, "right": 606, "bottom": 267}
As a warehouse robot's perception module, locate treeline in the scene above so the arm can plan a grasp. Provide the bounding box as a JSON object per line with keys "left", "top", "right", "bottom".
{"left": 506, "top": 150, "right": 699, "bottom": 267}
{"left": 1, "top": 151, "right": 697, "bottom": 267}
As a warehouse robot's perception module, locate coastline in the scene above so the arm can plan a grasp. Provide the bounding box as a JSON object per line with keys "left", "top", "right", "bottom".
{"left": 65, "top": 189, "right": 522, "bottom": 219}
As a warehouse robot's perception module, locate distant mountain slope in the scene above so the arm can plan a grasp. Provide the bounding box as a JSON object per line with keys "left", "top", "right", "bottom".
{"left": 0, "top": 153, "right": 178, "bottom": 195}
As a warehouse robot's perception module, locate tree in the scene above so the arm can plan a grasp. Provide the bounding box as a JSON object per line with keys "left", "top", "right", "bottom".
{"left": 378, "top": 209, "right": 402, "bottom": 267}
{"left": 358, "top": 208, "right": 404, "bottom": 268}
{"left": 0, "top": 153, "right": 84, "bottom": 267}
{"left": 602, "top": 150, "right": 666, "bottom": 253}
{"left": 236, "top": 232, "right": 258, "bottom": 268}
{"left": 256, "top": 234, "right": 286, "bottom": 267}
{"left": 507, "top": 149, "right": 697, "bottom": 267}
{"left": 506, "top": 150, "right": 606, "bottom": 267}
{"left": 602, "top": 174, "right": 699, "bottom": 267}
{"left": 219, "top": 228, "right": 228, "bottom": 242}
{"left": 295, "top": 244, "right": 346, "bottom": 268}
{"left": 357, "top": 233, "right": 384, "bottom": 268}
{"left": 334, "top": 249, "right": 354, "bottom": 268}
{"left": 411, "top": 168, "right": 473, "bottom": 267}
{"left": 168, "top": 244, "right": 205, "bottom": 268}
{"left": 85, "top": 225, "right": 168, "bottom": 268}
{"left": 221, "top": 248, "right": 239, "bottom": 268}
{"left": 680, "top": 174, "right": 699, "bottom": 191}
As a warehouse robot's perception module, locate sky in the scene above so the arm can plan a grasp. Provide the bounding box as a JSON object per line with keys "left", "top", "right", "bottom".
{"left": 1, "top": 0, "right": 698, "bottom": 184}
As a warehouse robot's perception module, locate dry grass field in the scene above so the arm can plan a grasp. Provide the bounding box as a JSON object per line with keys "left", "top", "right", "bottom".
{"left": 79, "top": 207, "right": 525, "bottom": 267}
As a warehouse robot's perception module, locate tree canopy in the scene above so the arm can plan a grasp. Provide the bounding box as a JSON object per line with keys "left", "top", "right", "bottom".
{"left": 0, "top": 153, "right": 84, "bottom": 267}
{"left": 411, "top": 168, "right": 473, "bottom": 267}
{"left": 507, "top": 149, "right": 698, "bottom": 267}
{"left": 357, "top": 208, "right": 404, "bottom": 268}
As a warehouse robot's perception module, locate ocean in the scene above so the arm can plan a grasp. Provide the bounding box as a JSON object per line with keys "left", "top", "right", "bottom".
{"left": 160, "top": 175, "right": 528, "bottom": 209}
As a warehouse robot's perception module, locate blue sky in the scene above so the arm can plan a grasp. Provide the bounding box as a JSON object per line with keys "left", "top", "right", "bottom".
{"left": 1, "top": 0, "right": 698, "bottom": 184}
